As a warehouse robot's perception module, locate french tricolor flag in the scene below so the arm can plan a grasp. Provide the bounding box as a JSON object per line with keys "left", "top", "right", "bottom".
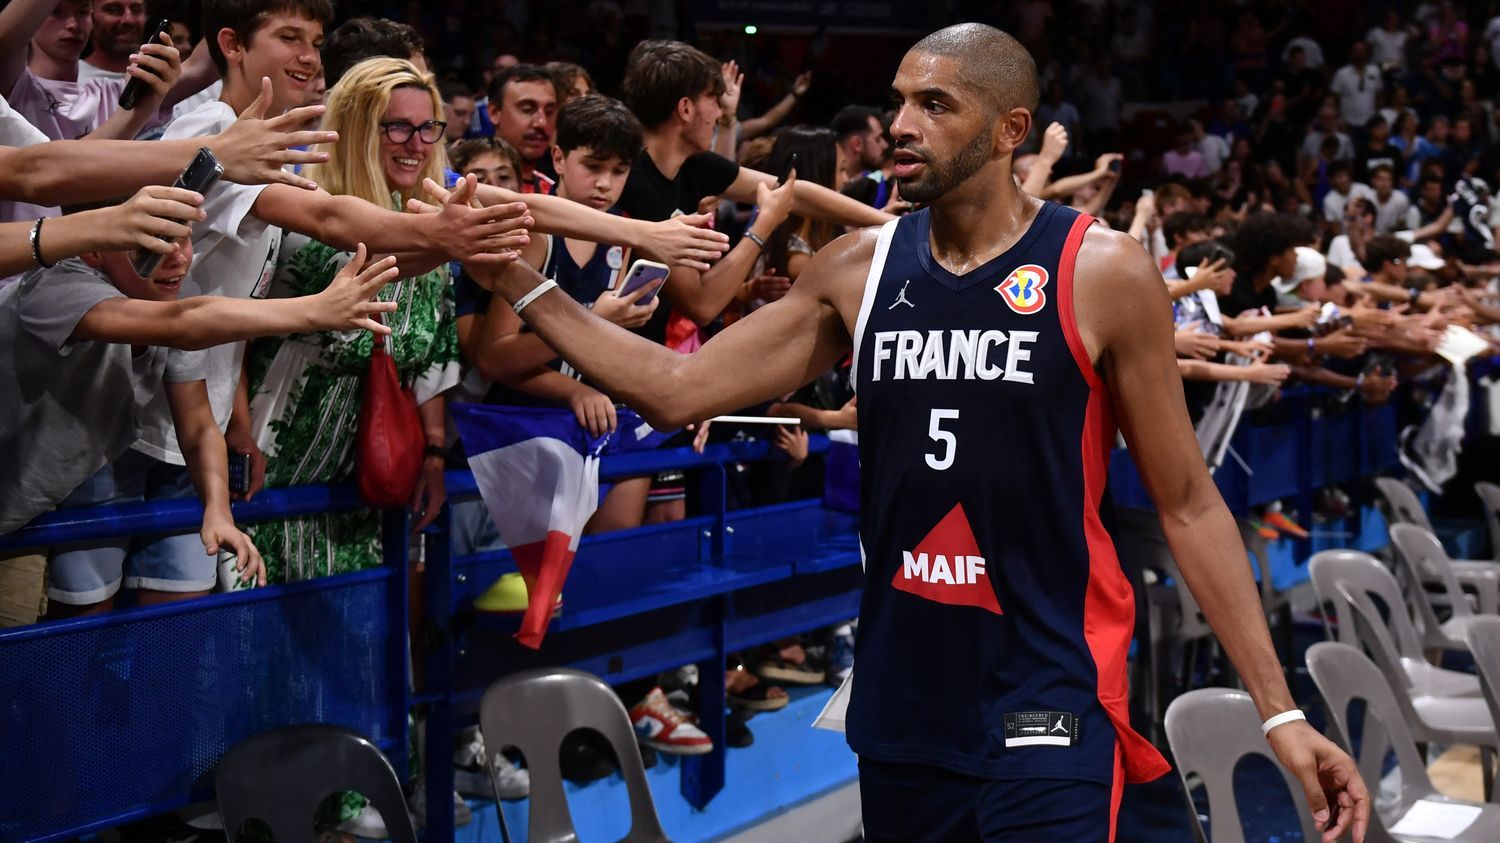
{"left": 450, "top": 404, "right": 672, "bottom": 648}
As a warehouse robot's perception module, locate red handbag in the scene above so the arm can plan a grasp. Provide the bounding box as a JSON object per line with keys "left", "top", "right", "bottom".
{"left": 357, "top": 317, "right": 424, "bottom": 509}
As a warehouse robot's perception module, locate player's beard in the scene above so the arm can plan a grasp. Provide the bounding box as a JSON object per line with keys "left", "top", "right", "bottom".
{"left": 897, "top": 125, "right": 993, "bottom": 204}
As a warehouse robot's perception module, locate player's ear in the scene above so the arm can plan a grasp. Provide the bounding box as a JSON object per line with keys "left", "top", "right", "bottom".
{"left": 996, "top": 106, "right": 1031, "bottom": 154}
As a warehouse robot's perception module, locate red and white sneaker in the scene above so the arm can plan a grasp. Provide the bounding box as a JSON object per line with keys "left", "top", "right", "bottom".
{"left": 629, "top": 687, "right": 713, "bottom": 755}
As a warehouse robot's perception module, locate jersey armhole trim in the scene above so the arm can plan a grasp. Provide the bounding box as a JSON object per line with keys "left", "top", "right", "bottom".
{"left": 1057, "top": 213, "right": 1104, "bottom": 393}
{"left": 848, "top": 219, "right": 900, "bottom": 391}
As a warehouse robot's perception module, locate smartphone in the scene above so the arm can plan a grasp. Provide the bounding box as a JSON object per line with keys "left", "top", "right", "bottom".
{"left": 778, "top": 152, "right": 799, "bottom": 186}
{"left": 118, "top": 19, "right": 173, "bottom": 110}
{"left": 132, "top": 147, "right": 223, "bottom": 279}
{"left": 616, "top": 259, "right": 669, "bottom": 305}
{"left": 229, "top": 450, "right": 251, "bottom": 495}
{"left": 1206, "top": 243, "right": 1236, "bottom": 267}
{"left": 1108, "top": 158, "right": 1122, "bottom": 175}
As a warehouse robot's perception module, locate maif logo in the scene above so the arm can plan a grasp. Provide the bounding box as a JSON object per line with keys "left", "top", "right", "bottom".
{"left": 892, "top": 502, "right": 1002, "bottom": 614}
{"left": 996, "top": 264, "right": 1049, "bottom": 315}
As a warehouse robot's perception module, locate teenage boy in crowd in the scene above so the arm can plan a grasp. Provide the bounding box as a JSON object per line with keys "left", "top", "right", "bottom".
{"left": 0, "top": 191, "right": 402, "bottom": 626}
{"left": 487, "top": 63, "right": 561, "bottom": 194}
{"left": 78, "top": 0, "right": 143, "bottom": 82}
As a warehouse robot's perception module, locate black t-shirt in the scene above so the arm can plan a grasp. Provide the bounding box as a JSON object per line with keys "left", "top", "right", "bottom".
{"left": 1355, "top": 142, "right": 1403, "bottom": 182}
{"left": 1218, "top": 271, "right": 1277, "bottom": 319}
{"left": 617, "top": 151, "right": 740, "bottom": 222}
{"left": 614, "top": 151, "right": 741, "bottom": 343}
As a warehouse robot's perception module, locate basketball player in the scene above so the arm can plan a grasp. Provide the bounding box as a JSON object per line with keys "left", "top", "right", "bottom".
{"left": 462, "top": 24, "right": 1369, "bottom": 843}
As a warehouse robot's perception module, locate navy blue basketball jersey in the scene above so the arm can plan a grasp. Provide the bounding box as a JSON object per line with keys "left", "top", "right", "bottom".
{"left": 847, "top": 203, "right": 1170, "bottom": 790}
{"left": 486, "top": 233, "right": 629, "bottom": 407}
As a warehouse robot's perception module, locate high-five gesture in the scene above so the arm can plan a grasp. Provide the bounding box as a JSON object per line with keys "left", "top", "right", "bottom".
{"left": 209, "top": 77, "right": 339, "bottom": 190}
{"left": 311, "top": 245, "right": 401, "bottom": 334}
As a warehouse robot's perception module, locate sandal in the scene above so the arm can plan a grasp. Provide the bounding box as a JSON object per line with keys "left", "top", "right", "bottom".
{"left": 727, "top": 663, "right": 789, "bottom": 711}
{"left": 753, "top": 642, "right": 825, "bottom": 685}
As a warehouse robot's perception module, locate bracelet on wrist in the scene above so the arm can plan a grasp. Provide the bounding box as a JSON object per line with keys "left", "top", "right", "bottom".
{"left": 29, "top": 218, "right": 53, "bottom": 269}
{"left": 423, "top": 445, "right": 447, "bottom": 460}
{"left": 744, "top": 231, "right": 767, "bottom": 250}
{"left": 717, "top": 115, "right": 738, "bottom": 128}
{"left": 513, "top": 278, "right": 559, "bottom": 316}
{"left": 1261, "top": 709, "right": 1306, "bottom": 736}
{"left": 1306, "top": 337, "right": 1316, "bottom": 354}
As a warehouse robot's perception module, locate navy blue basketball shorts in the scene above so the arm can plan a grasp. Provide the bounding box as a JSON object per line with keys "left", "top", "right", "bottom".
{"left": 858, "top": 757, "right": 1119, "bottom": 842}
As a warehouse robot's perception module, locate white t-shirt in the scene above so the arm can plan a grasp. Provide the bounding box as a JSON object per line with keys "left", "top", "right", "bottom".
{"left": 1283, "top": 36, "right": 1325, "bottom": 68}
{"left": 132, "top": 99, "right": 280, "bottom": 466}
{"left": 1197, "top": 133, "right": 1230, "bottom": 173}
{"left": 1322, "top": 183, "right": 1377, "bottom": 223}
{"left": 1326, "top": 235, "right": 1361, "bottom": 274}
{"left": 77, "top": 61, "right": 127, "bottom": 85}
{"left": 1330, "top": 64, "right": 1382, "bottom": 129}
{"left": 1486, "top": 16, "right": 1500, "bottom": 68}
{"left": 1372, "top": 191, "right": 1412, "bottom": 234}
{"left": 1367, "top": 27, "right": 1408, "bottom": 68}
{"left": 0, "top": 93, "right": 47, "bottom": 148}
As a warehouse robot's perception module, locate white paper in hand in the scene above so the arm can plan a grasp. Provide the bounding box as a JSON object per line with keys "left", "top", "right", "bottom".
{"left": 1436, "top": 325, "right": 1491, "bottom": 366}
{"left": 813, "top": 670, "right": 852, "bottom": 732}
{"left": 1387, "top": 798, "right": 1482, "bottom": 839}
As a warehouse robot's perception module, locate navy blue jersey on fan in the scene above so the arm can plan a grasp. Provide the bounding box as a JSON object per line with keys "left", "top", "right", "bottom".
{"left": 454, "top": 231, "right": 629, "bottom": 407}
{"left": 847, "top": 203, "right": 1170, "bottom": 790}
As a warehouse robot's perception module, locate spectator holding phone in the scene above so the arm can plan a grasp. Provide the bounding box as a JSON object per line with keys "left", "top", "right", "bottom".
{"left": 0, "top": 194, "right": 400, "bottom": 626}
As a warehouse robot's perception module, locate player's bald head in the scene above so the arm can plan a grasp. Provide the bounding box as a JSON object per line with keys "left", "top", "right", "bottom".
{"left": 909, "top": 23, "right": 1039, "bottom": 116}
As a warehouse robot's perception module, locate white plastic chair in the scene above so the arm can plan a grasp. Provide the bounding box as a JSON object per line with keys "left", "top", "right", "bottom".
{"left": 1376, "top": 477, "right": 1500, "bottom": 613}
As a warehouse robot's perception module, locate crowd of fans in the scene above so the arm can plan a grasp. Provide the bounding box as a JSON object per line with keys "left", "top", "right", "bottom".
{"left": 1, "top": 0, "right": 1499, "bottom": 837}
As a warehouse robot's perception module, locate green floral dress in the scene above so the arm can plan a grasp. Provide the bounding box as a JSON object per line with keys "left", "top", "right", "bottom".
{"left": 245, "top": 230, "right": 459, "bottom": 583}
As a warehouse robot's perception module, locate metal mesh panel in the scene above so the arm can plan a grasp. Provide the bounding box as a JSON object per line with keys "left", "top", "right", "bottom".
{"left": 0, "top": 574, "right": 400, "bottom": 842}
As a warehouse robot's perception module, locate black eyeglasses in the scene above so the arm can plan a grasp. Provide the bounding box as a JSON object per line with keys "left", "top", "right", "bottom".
{"left": 379, "top": 120, "right": 447, "bottom": 144}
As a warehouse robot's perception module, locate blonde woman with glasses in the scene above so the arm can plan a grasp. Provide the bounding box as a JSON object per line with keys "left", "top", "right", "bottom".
{"left": 244, "top": 57, "right": 461, "bottom": 583}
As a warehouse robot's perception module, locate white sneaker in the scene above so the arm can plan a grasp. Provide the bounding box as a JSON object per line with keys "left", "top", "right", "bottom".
{"left": 453, "top": 725, "right": 530, "bottom": 800}
{"left": 408, "top": 780, "right": 472, "bottom": 828}
{"left": 340, "top": 803, "right": 392, "bottom": 838}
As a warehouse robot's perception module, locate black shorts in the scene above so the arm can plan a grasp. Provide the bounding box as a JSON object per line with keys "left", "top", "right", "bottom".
{"left": 858, "top": 756, "right": 1120, "bottom": 842}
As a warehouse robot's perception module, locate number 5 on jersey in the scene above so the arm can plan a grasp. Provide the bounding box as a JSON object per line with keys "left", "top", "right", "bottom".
{"left": 926, "top": 409, "right": 959, "bottom": 471}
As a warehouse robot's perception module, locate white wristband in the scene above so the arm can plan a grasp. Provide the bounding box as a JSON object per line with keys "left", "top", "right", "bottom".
{"left": 1262, "top": 709, "right": 1306, "bottom": 736}
{"left": 512, "top": 278, "right": 559, "bottom": 316}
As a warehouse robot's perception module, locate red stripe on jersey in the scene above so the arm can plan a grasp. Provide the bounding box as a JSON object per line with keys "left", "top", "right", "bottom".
{"left": 1058, "top": 213, "right": 1173, "bottom": 785}
{"left": 1109, "top": 743, "right": 1124, "bottom": 842}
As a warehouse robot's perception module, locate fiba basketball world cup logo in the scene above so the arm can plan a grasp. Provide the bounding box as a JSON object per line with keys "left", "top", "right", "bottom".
{"left": 996, "top": 264, "right": 1050, "bottom": 315}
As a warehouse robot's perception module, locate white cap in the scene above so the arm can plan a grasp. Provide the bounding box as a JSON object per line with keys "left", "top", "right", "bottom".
{"left": 1273, "top": 246, "right": 1327, "bottom": 294}
{"left": 1407, "top": 243, "right": 1445, "bottom": 270}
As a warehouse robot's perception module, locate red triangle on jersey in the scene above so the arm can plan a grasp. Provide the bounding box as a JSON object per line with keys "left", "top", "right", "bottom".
{"left": 891, "top": 503, "right": 1003, "bottom": 614}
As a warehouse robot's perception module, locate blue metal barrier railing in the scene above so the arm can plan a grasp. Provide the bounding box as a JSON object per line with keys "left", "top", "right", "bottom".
{"left": 0, "top": 395, "right": 1406, "bottom": 842}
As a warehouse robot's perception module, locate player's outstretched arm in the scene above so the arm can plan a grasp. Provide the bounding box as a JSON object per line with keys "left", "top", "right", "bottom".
{"left": 1074, "top": 226, "right": 1369, "bottom": 843}
{"left": 484, "top": 228, "right": 872, "bottom": 429}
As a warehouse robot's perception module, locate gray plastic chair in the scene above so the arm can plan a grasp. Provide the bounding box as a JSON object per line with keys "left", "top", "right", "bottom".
{"left": 215, "top": 724, "right": 416, "bottom": 843}
{"left": 1340, "top": 593, "right": 1497, "bottom": 799}
{"left": 1307, "top": 642, "right": 1500, "bottom": 841}
{"left": 1477, "top": 482, "right": 1500, "bottom": 562}
{"left": 478, "top": 668, "right": 668, "bottom": 843}
{"left": 1467, "top": 617, "right": 1500, "bottom": 746}
{"left": 1377, "top": 477, "right": 1500, "bottom": 612}
{"left": 1391, "top": 524, "right": 1500, "bottom": 652}
{"left": 1309, "top": 551, "right": 1481, "bottom": 698}
{"left": 1164, "top": 688, "right": 1321, "bottom": 843}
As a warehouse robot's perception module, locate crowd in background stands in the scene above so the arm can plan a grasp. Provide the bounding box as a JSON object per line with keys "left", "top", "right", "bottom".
{"left": 1, "top": 0, "right": 1499, "bottom": 837}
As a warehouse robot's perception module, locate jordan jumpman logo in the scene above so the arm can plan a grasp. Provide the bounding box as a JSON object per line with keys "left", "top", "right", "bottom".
{"left": 889, "top": 279, "right": 915, "bottom": 309}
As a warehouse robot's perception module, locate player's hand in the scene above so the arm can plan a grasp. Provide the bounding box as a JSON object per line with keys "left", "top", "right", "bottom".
{"left": 1174, "top": 325, "right": 1219, "bottom": 360}
{"left": 211, "top": 77, "right": 337, "bottom": 190}
{"left": 201, "top": 517, "right": 265, "bottom": 587}
{"left": 1265, "top": 721, "right": 1369, "bottom": 843}
{"left": 124, "top": 30, "right": 181, "bottom": 112}
{"left": 592, "top": 282, "right": 660, "bottom": 328}
{"left": 570, "top": 388, "right": 617, "bottom": 436}
{"left": 425, "top": 175, "right": 531, "bottom": 265}
{"left": 748, "top": 272, "right": 792, "bottom": 302}
{"left": 313, "top": 244, "right": 400, "bottom": 334}
{"left": 1314, "top": 328, "right": 1369, "bottom": 360}
{"left": 1039, "top": 122, "right": 1068, "bottom": 164}
{"left": 99, "top": 184, "right": 205, "bottom": 254}
{"left": 639, "top": 215, "right": 729, "bottom": 272}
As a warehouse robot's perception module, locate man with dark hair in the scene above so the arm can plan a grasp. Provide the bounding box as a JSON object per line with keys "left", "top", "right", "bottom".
{"left": 832, "top": 105, "right": 891, "bottom": 193}
{"left": 79, "top": 0, "right": 144, "bottom": 83}
{"left": 439, "top": 78, "right": 475, "bottom": 143}
{"left": 487, "top": 63, "right": 561, "bottom": 194}
{"left": 474, "top": 23, "right": 1370, "bottom": 840}
{"left": 320, "top": 16, "right": 426, "bottom": 88}
{"left": 1160, "top": 211, "right": 1210, "bottom": 276}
